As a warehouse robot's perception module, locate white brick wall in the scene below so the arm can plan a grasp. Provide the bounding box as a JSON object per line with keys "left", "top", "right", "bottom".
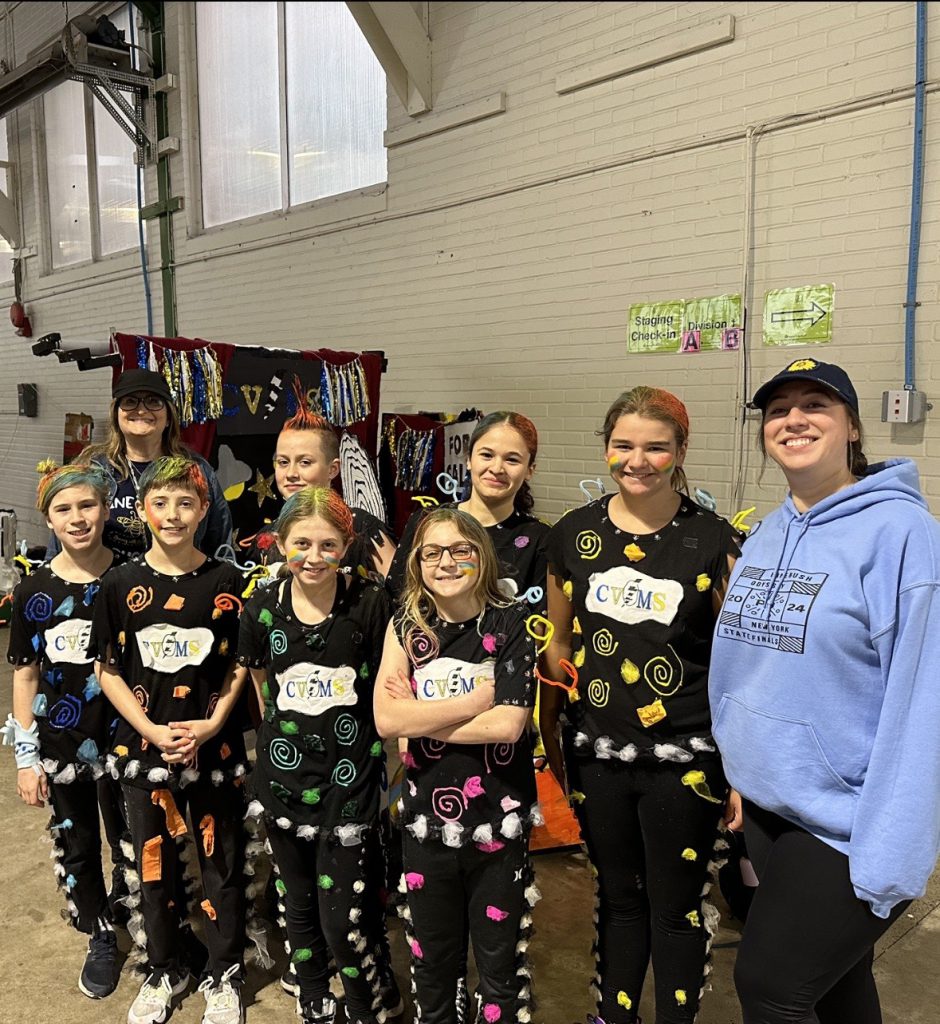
{"left": 1, "top": 1, "right": 938, "bottom": 545}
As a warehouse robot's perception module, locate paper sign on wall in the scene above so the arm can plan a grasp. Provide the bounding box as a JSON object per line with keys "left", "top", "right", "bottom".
{"left": 442, "top": 420, "right": 477, "bottom": 498}
{"left": 628, "top": 295, "right": 742, "bottom": 353}
{"left": 762, "top": 284, "right": 833, "bottom": 346}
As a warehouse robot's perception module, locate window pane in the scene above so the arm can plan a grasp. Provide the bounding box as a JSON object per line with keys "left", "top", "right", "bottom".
{"left": 45, "top": 81, "right": 92, "bottom": 267}
{"left": 94, "top": 5, "right": 138, "bottom": 255}
{"left": 197, "top": 2, "right": 281, "bottom": 227}
{"left": 0, "top": 117, "right": 13, "bottom": 283}
{"left": 285, "top": 2, "right": 387, "bottom": 207}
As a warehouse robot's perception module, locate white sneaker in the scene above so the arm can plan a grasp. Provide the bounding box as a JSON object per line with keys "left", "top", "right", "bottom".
{"left": 127, "top": 970, "right": 190, "bottom": 1024}
{"left": 199, "top": 965, "right": 245, "bottom": 1024}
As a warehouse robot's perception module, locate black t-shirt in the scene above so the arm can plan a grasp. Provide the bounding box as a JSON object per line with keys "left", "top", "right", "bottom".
{"left": 237, "top": 575, "right": 391, "bottom": 832}
{"left": 386, "top": 503, "right": 550, "bottom": 609}
{"left": 106, "top": 462, "right": 150, "bottom": 562}
{"left": 240, "top": 508, "right": 396, "bottom": 585}
{"left": 88, "top": 557, "right": 247, "bottom": 790}
{"left": 396, "top": 602, "right": 537, "bottom": 845}
{"left": 546, "top": 495, "right": 740, "bottom": 758}
{"left": 7, "top": 563, "right": 115, "bottom": 775}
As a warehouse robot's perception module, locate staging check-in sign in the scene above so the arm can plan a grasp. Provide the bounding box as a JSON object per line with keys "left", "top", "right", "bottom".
{"left": 627, "top": 295, "right": 743, "bottom": 354}
{"left": 762, "top": 284, "right": 834, "bottom": 346}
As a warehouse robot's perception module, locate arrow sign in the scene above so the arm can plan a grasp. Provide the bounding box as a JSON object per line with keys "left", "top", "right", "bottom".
{"left": 770, "top": 300, "right": 828, "bottom": 327}
{"left": 763, "top": 284, "right": 834, "bottom": 346}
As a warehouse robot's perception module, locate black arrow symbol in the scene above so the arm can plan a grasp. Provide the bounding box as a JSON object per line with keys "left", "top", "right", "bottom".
{"left": 770, "top": 301, "right": 828, "bottom": 327}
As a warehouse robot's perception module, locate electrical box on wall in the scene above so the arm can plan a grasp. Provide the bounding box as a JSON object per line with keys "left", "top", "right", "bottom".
{"left": 17, "top": 383, "right": 37, "bottom": 417}
{"left": 881, "top": 389, "right": 927, "bottom": 423}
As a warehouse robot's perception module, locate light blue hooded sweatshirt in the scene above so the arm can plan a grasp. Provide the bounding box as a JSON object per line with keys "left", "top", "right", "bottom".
{"left": 709, "top": 459, "right": 940, "bottom": 918}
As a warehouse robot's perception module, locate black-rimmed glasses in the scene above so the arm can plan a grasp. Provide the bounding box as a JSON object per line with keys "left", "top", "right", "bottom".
{"left": 118, "top": 394, "right": 167, "bottom": 412}
{"left": 418, "top": 543, "right": 477, "bottom": 564}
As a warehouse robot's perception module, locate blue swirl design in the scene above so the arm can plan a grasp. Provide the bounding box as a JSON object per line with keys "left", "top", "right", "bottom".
{"left": 268, "top": 738, "right": 302, "bottom": 772}
{"left": 269, "top": 629, "right": 288, "bottom": 656}
{"left": 334, "top": 714, "right": 359, "bottom": 746}
{"left": 49, "top": 694, "right": 82, "bottom": 730}
{"left": 24, "top": 593, "right": 53, "bottom": 622}
{"left": 331, "top": 759, "right": 357, "bottom": 787}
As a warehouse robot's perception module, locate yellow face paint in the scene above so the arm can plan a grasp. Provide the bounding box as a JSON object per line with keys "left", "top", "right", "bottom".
{"left": 321, "top": 552, "right": 340, "bottom": 569}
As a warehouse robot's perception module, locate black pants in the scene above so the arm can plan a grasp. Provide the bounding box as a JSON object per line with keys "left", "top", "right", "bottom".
{"left": 48, "top": 778, "right": 112, "bottom": 933}
{"left": 734, "top": 801, "right": 909, "bottom": 1024}
{"left": 402, "top": 833, "right": 532, "bottom": 1024}
{"left": 123, "top": 782, "right": 246, "bottom": 982}
{"left": 97, "top": 773, "right": 131, "bottom": 870}
{"left": 569, "top": 756, "right": 727, "bottom": 1024}
{"left": 267, "top": 827, "right": 380, "bottom": 1021}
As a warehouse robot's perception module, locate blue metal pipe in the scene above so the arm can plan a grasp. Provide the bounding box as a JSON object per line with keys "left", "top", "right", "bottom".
{"left": 904, "top": 1, "right": 927, "bottom": 390}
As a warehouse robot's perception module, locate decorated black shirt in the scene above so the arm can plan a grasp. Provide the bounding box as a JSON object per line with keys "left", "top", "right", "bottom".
{"left": 240, "top": 508, "right": 396, "bottom": 586}
{"left": 386, "top": 503, "right": 549, "bottom": 609}
{"left": 7, "top": 563, "right": 114, "bottom": 775}
{"left": 546, "top": 495, "right": 740, "bottom": 759}
{"left": 88, "top": 557, "right": 247, "bottom": 790}
{"left": 238, "top": 575, "right": 391, "bottom": 832}
{"left": 396, "top": 602, "right": 537, "bottom": 846}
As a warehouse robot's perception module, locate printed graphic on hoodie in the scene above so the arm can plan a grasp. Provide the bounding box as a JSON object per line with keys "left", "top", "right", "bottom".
{"left": 718, "top": 566, "right": 828, "bottom": 653}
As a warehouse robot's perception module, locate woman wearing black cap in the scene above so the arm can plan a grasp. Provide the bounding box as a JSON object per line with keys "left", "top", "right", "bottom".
{"left": 49, "top": 368, "right": 232, "bottom": 564}
{"left": 710, "top": 358, "right": 940, "bottom": 1024}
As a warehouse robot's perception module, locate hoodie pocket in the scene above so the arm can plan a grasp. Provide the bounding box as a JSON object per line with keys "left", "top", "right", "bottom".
{"left": 713, "top": 694, "right": 858, "bottom": 837}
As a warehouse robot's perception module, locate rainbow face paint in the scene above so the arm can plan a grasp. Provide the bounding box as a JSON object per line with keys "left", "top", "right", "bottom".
{"left": 648, "top": 452, "right": 676, "bottom": 474}
{"left": 607, "top": 453, "right": 624, "bottom": 474}
{"left": 287, "top": 548, "right": 307, "bottom": 567}
{"left": 143, "top": 499, "right": 162, "bottom": 534}
{"left": 321, "top": 552, "right": 341, "bottom": 569}
{"left": 457, "top": 561, "right": 478, "bottom": 576}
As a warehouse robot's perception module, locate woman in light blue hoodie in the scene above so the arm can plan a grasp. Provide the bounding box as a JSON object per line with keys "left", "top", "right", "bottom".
{"left": 709, "top": 358, "right": 940, "bottom": 1024}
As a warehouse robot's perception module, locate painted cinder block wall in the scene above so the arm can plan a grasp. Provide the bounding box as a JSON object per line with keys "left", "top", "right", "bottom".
{"left": 0, "top": 1, "right": 937, "bottom": 543}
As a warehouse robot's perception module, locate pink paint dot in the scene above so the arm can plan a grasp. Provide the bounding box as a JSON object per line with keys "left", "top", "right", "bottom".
{"left": 514, "top": 535, "right": 530, "bottom": 549}
{"left": 476, "top": 840, "right": 506, "bottom": 853}
{"left": 405, "top": 872, "right": 425, "bottom": 890}
{"left": 401, "top": 751, "right": 417, "bottom": 770}
{"left": 482, "top": 633, "right": 497, "bottom": 654}
{"left": 483, "top": 1004, "right": 502, "bottom": 1023}
{"left": 409, "top": 937, "right": 424, "bottom": 959}
{"left": 463, "top": 776, "right": 485, "bottom": 799}
{"left": 486, "top": 905, "right": 509, "bottom": 921}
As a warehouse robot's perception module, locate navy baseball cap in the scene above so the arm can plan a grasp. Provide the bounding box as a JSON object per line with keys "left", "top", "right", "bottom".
{"left": 112, "top": 368, "right": 173, "bottom": 405}
{"left": 752, "top": 358, "right": 858, "bottom": 414}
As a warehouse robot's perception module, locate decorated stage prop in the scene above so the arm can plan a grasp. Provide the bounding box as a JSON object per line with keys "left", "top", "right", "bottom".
{"left": 111, "top": 334, "right": 385, "bottom": 544}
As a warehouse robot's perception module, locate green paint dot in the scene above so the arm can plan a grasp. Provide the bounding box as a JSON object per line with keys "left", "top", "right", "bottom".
{"left": 280, "top": 720, "right": 299, "bottom": 736}
{"left": 369, "top": 741, "right": 382, "bottom": 757}
{"left": 292, "top": 947, "right": 312, "bottom": 963}
{"left": 270, "top": 781, "right": 291, "bottom": 801}
{"left": 261, "top": 680, "right": 270, "bottom": 699}
{"left": 341, "top": 967, "right": 360, "bottom": 979}
{"left": 259, "top": 609, "right": 274, "bottom": 630}
{"left": 359, "top": 662, "right": 370, "bottom": 679}
{"left": 318, "top": 874, "right": 334, "bottom": 890}
{"left": 301, "top": 788, "right": 321, "bottom": 805}
{"left": 275, "top": 879, "right": 287, "bottom": 896}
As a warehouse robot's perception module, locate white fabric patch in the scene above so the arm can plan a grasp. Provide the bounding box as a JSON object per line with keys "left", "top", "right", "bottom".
{"left": 274, "top": 662, "right": 358, "bottom": 716}
{"left": 43, "top": 619, "right": 93, "bottom": 665}
{"left": 135, "top": 624, "right": 215, "bottom": 672}
{"left": 413, "top": 657, "right": 495, "bottom": 702}
{"left": 585, "top": 566, "right": 683, "bottom": 626}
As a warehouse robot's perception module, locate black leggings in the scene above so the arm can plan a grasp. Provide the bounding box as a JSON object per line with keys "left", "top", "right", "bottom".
{"left": 267, "top": 826, "right": 380, "bottom": 1021}
{"left": 48, "top": 778, "right": 112, "bottom": 933}
{"left": 569, "top": 756, "right": 727, "bottom": 1024}
{"left": 401, "top": 833, "right": 533, "bottom": 1024}
{"left": 734, "top": 801, "right": 909, "bottom": 1024}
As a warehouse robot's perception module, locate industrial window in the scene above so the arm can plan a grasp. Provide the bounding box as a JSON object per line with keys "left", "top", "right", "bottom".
{"left": 0, "top": 118, "right": 14, "bottom": 284}
{"left": 42, "top": 5, "right": 138, "bottom": 269}
{"left": 196, "top": 2, "right": 387, "bottom": 229}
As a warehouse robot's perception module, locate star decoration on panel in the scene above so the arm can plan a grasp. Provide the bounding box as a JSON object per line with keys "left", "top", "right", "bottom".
{"left": 248, "top": 469, "right": 276, "bottom": 507}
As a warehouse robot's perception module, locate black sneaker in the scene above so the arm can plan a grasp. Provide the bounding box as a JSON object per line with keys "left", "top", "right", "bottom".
{"left": 298, "top": 996, "right": 336, "bottom": 1024}
{"left": 78, "top": 929, "right": 120, "bottom": 998}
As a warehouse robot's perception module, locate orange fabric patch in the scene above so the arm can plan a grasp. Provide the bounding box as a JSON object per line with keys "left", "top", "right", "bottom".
{"left": 164, "top": 594, "right": 185, "bottom": 611}
{"left": 199, "top": 815, "right": 216, "bottom": 857}
{"left": 173, "top": 686, "right": 191, "bottom": 698}
{"left": 201, "top": 898, "right": 217, "bottom": 921}
{"left": 219, "top": 743, "right": 231, "bottom": 760}
{"left": 151, "top": 789, "right": 188, "bottom": 838}
{"left": 142, "top": 836, "right": 163, "bottom": 883}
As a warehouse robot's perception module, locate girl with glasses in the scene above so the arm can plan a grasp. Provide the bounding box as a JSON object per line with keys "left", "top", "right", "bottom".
{"left": 540, "top": 387, "right": 740, "bottom": 1024}
{"left": 374, "top": 508, "right": 540, "bottom": 1024}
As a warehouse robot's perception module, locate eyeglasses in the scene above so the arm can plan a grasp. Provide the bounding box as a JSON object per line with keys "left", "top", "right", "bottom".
{"left": 418, "top": 543, "right": 477, "bottom": 564}
{"left": 118, "top": 394, "right": 166, "bottom": 412}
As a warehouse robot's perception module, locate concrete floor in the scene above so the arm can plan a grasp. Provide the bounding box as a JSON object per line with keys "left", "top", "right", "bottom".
{"left": 1, "top": 657, "right": 938, "bottom": 1024}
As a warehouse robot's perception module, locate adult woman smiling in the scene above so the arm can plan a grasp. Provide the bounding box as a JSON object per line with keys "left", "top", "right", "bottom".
{"left": 50, "top": 369, "right": 232, "bottom": 564}
{"left": 710, "top": 359, "right": 940, "bottom": 1024}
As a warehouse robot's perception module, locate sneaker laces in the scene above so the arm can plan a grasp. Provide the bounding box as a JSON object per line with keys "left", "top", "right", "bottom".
{"left": 87, "top": 929, "right": 117, "bottom": 959}
{"left": 198, "top": 964, "right": 241, "bottom": 1009}
{"left": 137, "top": 973, "right": 173, "bottom": 1006}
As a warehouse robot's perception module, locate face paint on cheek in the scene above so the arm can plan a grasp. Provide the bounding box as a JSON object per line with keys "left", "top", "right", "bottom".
{"left": 648, "top": 453, "right": 675, "bottom": 475}
{"left": 607, "top": 454, "right": 624, "bottom": 474}
{"left": 321, "top": 552, "right": 341, "bottom": 570}
{"left": 457, "top": 561, "right": 478, "bottom": 576}
{"left": 144, "top": 501, "right": 161, "bottom": 533}
{"left": 287, "top": 549, "right": 307, "bottom": 567}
